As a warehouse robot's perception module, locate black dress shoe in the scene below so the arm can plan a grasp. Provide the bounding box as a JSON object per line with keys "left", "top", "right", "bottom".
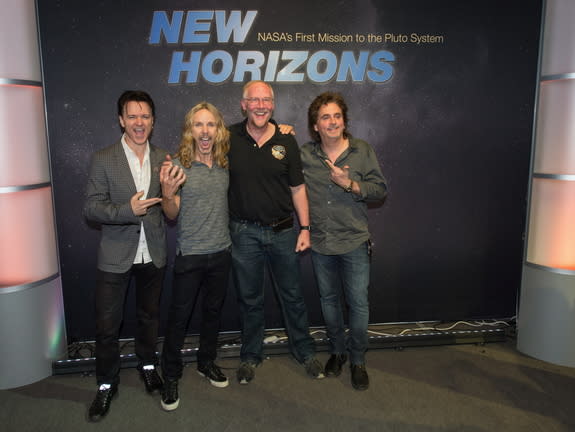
{"left": 350, "top": 364, "right": 369, "bottom": 391}
{"left": 138, "top": 366, "right": 163, "bottom": 393}
{"left": 88, "top": 385, "right": 117, "bottom": 422}
{"left": 325, "top": 354, "right": 347, "bottom": 377}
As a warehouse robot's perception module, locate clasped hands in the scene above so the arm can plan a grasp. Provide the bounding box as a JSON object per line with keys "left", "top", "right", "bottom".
{"left": 159, "top": 154, "right": 186, "bottom": 199}
{"left": 130, "top": 155, "right": 186, "bottom": 216}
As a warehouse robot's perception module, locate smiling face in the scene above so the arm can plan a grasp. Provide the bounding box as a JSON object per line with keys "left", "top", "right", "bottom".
{"left": 191, "top": 108, "right": 217, "bottom": 157}
{"left": 241, "top": 81, "right": 274, "bottom": 131}
{"left": 118, "top": 101, "right": 153, "bottom": 148}
{"left": 314, "top": 102, "right": 345, "bottom": 143}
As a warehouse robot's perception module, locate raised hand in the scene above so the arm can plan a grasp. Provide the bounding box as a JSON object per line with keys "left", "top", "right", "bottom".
{"left": 160, "top": 154, "right": 186, "bottom": 199}
{"left": 324, "top": 159, "right": 351, "bottom": 189}
{"left": 131, "top": 191, "right": 162, "bottom": 216}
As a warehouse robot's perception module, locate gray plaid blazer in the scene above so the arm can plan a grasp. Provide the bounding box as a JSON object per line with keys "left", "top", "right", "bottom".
{"left": 84, "top": 141, "right": 168, "bottom": 273}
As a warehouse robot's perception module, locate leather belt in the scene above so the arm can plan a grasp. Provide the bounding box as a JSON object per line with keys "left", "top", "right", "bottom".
{"left": 232, "top": 216, "right": 293, "bottom": 232}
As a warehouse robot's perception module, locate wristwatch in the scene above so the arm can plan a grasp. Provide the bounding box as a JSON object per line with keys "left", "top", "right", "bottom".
{"left": 300, "top": 225, "right": 311, "bottom": 231}
{"left": 344, "top": 180, "right": 353, "bottom": 193}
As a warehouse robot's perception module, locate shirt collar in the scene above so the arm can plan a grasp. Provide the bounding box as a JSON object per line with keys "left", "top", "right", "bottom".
{"left": 121, "top": 134, "right": 150, "bottom": 159}
{"left": 240, "top": 118, "right": 279, "bottom": 136}
{"left": 312, "top": 136, "right": 357, "bottom": 158}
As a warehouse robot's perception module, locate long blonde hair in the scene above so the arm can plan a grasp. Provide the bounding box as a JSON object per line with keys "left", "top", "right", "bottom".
{"left": 175, "top": 102, "right": 230, "bottom": 169}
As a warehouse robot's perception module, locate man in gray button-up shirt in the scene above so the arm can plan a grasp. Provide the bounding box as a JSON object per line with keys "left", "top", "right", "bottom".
{"left": 300, "top": 91, "right": 387, "bottom": 391}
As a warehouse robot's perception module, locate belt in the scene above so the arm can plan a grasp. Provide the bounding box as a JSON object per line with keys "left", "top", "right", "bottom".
{"left": 232, "top": 215, "right": 293, "bottom": 232}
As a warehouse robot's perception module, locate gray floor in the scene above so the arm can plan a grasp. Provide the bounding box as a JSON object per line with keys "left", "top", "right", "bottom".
{"left": 1, "top": 339, "right": 574, "bottom": 432}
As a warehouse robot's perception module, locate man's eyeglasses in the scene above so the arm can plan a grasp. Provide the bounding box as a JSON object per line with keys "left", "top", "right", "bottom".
{"left": 243, "top": 97, "right": 274, "bottom": 105}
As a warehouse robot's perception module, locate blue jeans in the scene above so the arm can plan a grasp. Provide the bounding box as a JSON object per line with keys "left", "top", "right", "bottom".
{"left": 161, "top": 249, "right": 231, "bottom": 380}
{"left": 230, "top": 220, "right": 315, "bottom": 364}
{"left": 311, "top": 242, "right": 370, "bottom": 365}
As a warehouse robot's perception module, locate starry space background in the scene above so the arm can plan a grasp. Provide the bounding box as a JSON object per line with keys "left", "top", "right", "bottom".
{"left": 37, "top": 0, "right": 542, "bottom": 341}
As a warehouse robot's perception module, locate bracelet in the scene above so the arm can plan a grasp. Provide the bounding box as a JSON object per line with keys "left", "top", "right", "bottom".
{"left": 344, "top": 180, "right": 353, "bottom": 193}
{"left": 299, "top": 225, "right": 311, "bottom": 231}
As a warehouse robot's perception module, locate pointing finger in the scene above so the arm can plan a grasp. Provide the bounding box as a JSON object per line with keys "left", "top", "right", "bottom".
{"left": 324, "top": 159, "right": 336, "bottom": 170}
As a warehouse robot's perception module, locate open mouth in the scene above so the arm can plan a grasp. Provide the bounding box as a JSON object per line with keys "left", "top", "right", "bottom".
{"left": 198, "top": 136, "right": 212, "bottom": 150}
{"left": 133, "top": 127, "right": 147, "bottom": 137}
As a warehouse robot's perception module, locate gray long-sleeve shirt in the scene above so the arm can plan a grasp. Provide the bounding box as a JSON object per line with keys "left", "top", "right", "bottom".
{"left": 300, "top": 137, "right": 387, "bottom": 255}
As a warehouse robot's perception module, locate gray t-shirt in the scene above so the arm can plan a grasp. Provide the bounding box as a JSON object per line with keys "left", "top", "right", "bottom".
{"left": 174, "top": 159, "right": 231, "bottom": 255}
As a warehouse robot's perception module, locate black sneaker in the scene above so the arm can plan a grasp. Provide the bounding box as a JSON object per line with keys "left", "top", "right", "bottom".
{"left": 197, "top": 362, "right": 229, "bottom": 388}
{"left": 303, "top": 357, "right": 325, "bottom": 379}
{"left": 161, "top": 378, "right": 179, "bottom": 411}
{"left": 138, "top": 365, "right": 163, "bottom": 393}
{"left": 237, "top": 361, "right": 257, "bottom": 385}
{"left": 350, "top": 364, "right": 369, "bottom": 391}
{"left": 325, "top": 354, "right": 347, "bottom": 377}
{"left": 87, "top": 384, "right": 117, "bottom": 422}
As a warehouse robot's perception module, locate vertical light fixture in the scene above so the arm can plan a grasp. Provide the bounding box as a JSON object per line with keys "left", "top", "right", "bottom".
{"left": 518, "top": 0, "right": 575, "bottom": 367}
{"left": 0, "top": 0, "right": 67, "bottom": 388}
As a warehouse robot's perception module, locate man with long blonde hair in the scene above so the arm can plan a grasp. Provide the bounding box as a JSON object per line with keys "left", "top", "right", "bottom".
{"left": 174, "top": 102, "right": 230, "bottom": 169}
{"left": 159, "top": 102, "right": 232, "bottom": 411}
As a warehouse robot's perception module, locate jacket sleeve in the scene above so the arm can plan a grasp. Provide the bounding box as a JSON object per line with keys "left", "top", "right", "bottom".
{"left": 83, "top": 153, "right": 141, "bottom": 225}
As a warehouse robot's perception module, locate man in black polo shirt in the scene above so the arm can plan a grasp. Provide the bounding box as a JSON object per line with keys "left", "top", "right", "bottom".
{"left": 228, "top": 80, "right": 324, "bottom": 384}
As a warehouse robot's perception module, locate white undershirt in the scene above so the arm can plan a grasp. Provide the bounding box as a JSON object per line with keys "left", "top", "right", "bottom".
{"left": 121, "top": 135, "right": 152, "bottom": 264}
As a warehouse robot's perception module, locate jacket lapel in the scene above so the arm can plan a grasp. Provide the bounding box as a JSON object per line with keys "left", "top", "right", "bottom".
{"left": 114, "top": 141, "right": 138, "bottom": 196}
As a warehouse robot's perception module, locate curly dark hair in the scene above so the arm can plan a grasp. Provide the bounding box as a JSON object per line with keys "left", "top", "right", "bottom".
{"left": 307, "top": 91, "right": 349, "bottom": 143}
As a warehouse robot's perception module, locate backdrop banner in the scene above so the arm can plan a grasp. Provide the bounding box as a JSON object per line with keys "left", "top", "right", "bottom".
{"left": 37, "top": 0, "right": 543, "bottom": 341}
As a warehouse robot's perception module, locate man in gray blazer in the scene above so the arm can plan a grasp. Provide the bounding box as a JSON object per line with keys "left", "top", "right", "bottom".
{"left": 84, "top": 90, "right": 168, "bottom": 422}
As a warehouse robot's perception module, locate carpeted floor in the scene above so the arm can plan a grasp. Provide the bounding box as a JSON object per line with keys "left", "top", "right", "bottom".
{"left": 1, "top": 339, "right": 574, "bottom": 432}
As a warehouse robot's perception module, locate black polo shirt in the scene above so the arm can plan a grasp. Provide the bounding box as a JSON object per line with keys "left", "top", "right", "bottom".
{"left": 228, "top": 119, "right": 304, "bottom": 225}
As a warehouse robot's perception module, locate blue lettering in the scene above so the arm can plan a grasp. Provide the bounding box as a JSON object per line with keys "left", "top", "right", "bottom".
{"left": 233, "top": 51, "right": 264, "bottom": 82}
{"left": 276, "top": 51, "right": 307, "bottom": 82}
{"left": 367, "top": 51, "right": 394, "bottom": 82}
{"left": 215, "top": 10, "right": 258, "bottom": 43}
{"left": 263, "top": 51, "right": 280, "bottom": 82}
{"left": 150, "top": 10, "right": 258, "bottom": 45}
{"left": 168, "top": 51, "right": 201, "bottom": 84}
{"left": 149, "top": 11, "right": 183, "bottom": 44}
{"left": 202, "top": 50, "right": 233, "bottom": 83}
{"left": 337, "top": 51, "right": 370, "bottom": 82}
{"left": 163, "top": 49, "right": 396, "bottom": 85}
{"left": 182, "top": 11, "right": 214, "bottom": 43}
{"left": 307, "top": 51, "right": 337, "bottom": 83}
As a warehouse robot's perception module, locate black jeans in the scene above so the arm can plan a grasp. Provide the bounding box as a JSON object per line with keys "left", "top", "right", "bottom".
{"left": 161, "top": 249, "right": 231, "bottom": 379}
{"left": 95, "top": 263, "right": 165, "bottom": 386}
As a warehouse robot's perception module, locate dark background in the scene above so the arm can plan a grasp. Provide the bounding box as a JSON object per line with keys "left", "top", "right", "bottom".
{"left": 36, "top": 0, "right": 543, "bottom": 342}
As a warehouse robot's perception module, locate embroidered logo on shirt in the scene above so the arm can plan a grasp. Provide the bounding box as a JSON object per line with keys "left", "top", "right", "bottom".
{"left": 271, "top": 145, "right": 286, "bottom": 160}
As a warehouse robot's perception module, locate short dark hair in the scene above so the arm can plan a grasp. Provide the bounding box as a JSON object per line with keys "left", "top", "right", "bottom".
{"left": 117, "top": 90, "right": 155, "bottom": 118}
{"left": 307, "top": 91, "right": 349, "bottom": 143}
